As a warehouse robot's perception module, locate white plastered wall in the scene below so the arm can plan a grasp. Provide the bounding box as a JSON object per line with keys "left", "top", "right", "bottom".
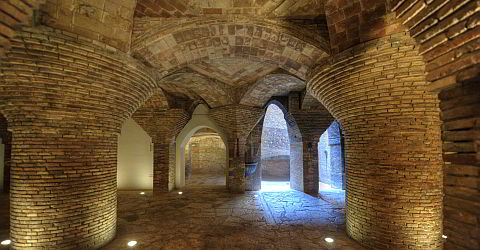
{"left": 175, "top": 104, "right": 228, "bottom": 189}
{"left": 117, "top": 118, "right": 153, "bottom": 190}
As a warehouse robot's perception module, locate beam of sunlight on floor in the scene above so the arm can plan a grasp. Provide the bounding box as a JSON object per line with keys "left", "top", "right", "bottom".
{"left": 260, "top": 181, "right": 291, "bottom": 192}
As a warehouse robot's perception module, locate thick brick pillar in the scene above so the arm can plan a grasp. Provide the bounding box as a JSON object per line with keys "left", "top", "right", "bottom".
{"left": 439, "top": 80, "right": 480, "bottom": 250}
{"left": 0, "top": 27, "right": 156, "bottom": 248}
{"left": 302, "top": 139, "right": 320, "bottom": 195}
{"left": 227, "top": 138, "right": 247, "bottom": 193}
{"left": 288, "top": 94, "right": 334, "bottom": 195}
{"left": 152, "top": 138, "right": 170, "bottom": 192}
{"left": 210, "top": 105, "right": 264, "bottom": 193}
{"left": 133, "top": 109, "right": 191, "bottom": 192}
{"left": 308, "top": 32, "right": 443, "bottom": 249}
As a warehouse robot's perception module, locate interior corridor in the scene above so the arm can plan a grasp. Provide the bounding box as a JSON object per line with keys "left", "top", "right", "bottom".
{"left": 102, "top": 174, "right": 363, "bottom": 250}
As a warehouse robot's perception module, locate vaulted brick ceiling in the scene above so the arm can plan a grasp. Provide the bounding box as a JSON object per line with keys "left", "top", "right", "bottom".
{"left": 134, "top": 0, "right": 327, "bottom": 18}
{"left": 130, "top": 0, "right": 331, "bottom": 109}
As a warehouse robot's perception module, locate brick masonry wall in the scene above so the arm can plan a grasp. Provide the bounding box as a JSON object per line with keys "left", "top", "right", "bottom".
{"left": 438, "top": 80, "right": 480, "bottom": 250}
{"left": 391, "top": 0, "right": 479, "bottom": 91}
{"left": 188, "top": 135, "right": 226, "bottom": 175}
{"left": 0, "top": 0, "right": 45, "bottom": 56}
{"left": 41, "top": 0, "right": 136, "bottom": 52}
{"left": 308, "top": 32, "right": 443, "bottom": 249}
{"left": 324, "top": 0, "right": 479, "bottom": 91}
{"left": 0, "top": 26, "right": 156, "bottom": 248}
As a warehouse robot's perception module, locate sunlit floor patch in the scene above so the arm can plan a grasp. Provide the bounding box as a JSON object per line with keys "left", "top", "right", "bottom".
{"left": 260, "top": 181, "right": 291, "bottom": 191}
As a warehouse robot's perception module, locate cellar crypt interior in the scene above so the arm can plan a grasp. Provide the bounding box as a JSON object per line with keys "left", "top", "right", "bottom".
{"left": 0, "top": 0, "right": 478, "bottom": 249}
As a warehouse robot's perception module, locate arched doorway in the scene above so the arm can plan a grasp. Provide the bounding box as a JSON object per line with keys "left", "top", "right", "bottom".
{"left": 318, "top": 121, "right": 345, "bottom": 206}
{"left": 260, "top": 104, "right": 291, "bottom": 191}
{"left": 175, "top": 104, "right": 228, "bottom": 190}
{"left": 184, "top": 128, "right": 227, "bottom": 187}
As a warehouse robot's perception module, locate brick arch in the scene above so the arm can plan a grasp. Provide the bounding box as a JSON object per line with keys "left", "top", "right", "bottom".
{"left": 325, "top": 0, "right": 479, "bottom": 91}
{"left": 240, "top": 73, "right": 305, "bottom": 107}
{"left": 132, "top": 16, "right": 330, "bottom": 79}
{"left": 158, "top": 70, "right": 234, "bottom": 108}
{"left": 263, "top": 100, "right": 307, "bottom": 192}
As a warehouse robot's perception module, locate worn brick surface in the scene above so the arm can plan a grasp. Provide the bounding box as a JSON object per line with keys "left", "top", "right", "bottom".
{"left": 308, "top": 32, "right": 443, "bottom": 249}
{"left": 439, "top": 80, "right": 480, "bottom": 250}
{"left": 41, "top": 0, "right": 136, "bottom": 52}
{"left": 0, "top": 26, "right": 156, "bottom": 249}
{"left": 0, "top": 0, "right": 45, "bottom": 56}
{"left": 392, "top": 0, "right": 479, "bottom": 91}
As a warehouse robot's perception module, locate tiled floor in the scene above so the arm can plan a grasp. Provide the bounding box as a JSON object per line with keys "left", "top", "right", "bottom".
{"left": 0, "top": 175, "right": 363, "bottom": 250}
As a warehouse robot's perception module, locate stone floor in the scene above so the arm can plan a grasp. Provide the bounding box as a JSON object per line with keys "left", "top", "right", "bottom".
{"left": 0, "top": 175, "right": 363, "bottom": 249}
{"left": 105, "top": 175, "right": 363, "bottom": 250}
{"left": 318, "top": 189, "right": 346, "bottom": 208}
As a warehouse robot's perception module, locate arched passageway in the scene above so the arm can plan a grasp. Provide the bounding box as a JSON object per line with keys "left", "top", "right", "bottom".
{"left": 175, "top": 104, "right": 228, "bottom": 190}
{"left": 184, "top": 128, "right": 227, "bottom": 187}
{"left": 260, "top": 104, "right": 291, "bottom": 191}
{"left": 318, "top": 121, "right": 345, "bottom": 207}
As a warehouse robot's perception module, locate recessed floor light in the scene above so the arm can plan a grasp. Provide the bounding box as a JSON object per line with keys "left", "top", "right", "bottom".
{"left": 139, "top": 192, "right": 145, "bottom": 195}
{"left": 1, "top": 239, "right": 11, "bottom": 245}
{"left": 442, "top": 235, "right": 447, "bottom": 239}
{"left": 127, "top": 240, "right": 137, "bottom": 247}
{"left": 324, "top": 237, "right": 334, "bottom": 243}
{"left": 178, "top": 191, "right": 183, "bottom": 195}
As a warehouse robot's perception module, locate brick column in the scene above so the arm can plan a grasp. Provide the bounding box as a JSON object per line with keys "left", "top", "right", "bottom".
{"left": 152, "top": 137, "right": 170, "bottom": 192}
{"left": 210, "top": 105, "right": 264, "bottom": 193}
{"left": 0, "top": 27, "right": 156, "bottom": 248}
{"left": 289, "top": 94, "right": 334, "bottom": 195}
{"left": 302, "top": 139, "right": 320, "bottom": 195}
{"left": 308, "top": 32, "right": 443, "bottom": 249}
{"left": 133, "top": 109, "right": 190, "bottom": 192}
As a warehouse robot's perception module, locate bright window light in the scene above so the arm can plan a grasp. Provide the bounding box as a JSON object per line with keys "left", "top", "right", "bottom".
{"left": 127, "top": 241, "right": 137, "bottom": 247}
{"left": 178, "top": 191, "right": 183, "bottom": 195}
{"left": 1, "top": 240, "right": 11, "bottom": 245}
{"left": 442, "top": 235, "right": 447, "bottom": 239}
{"left": 254, "top": 194, "right": 259, "bottom": 197}
{"left": 324, "top": 237, "right": 334, "bottom": 243}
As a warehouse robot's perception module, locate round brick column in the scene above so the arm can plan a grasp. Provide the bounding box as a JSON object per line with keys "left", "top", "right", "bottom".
{"left": 308, "top": 32, "right": 443, "bottom": 249}
{"left": 0, "top": 27, "right": 156, "bottom": 249}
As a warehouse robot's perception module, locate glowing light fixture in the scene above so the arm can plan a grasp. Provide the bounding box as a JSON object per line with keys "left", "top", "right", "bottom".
{"left": 178, "top": 191, "right": 183, "bottom": 195}
{"left": 442, "top": 235, "right": 447, "bottom": 239}
{"left": 1, "top": 240, "right": 11, "bottom": 245}
{"left": 324, "top": 237, "right": 334, "bottom": 243}
{"left": 127, "top": 241, "right": 137, "bottom": 247}
{"left": 139, "top": 192, "right": 145, "bottom": 195}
